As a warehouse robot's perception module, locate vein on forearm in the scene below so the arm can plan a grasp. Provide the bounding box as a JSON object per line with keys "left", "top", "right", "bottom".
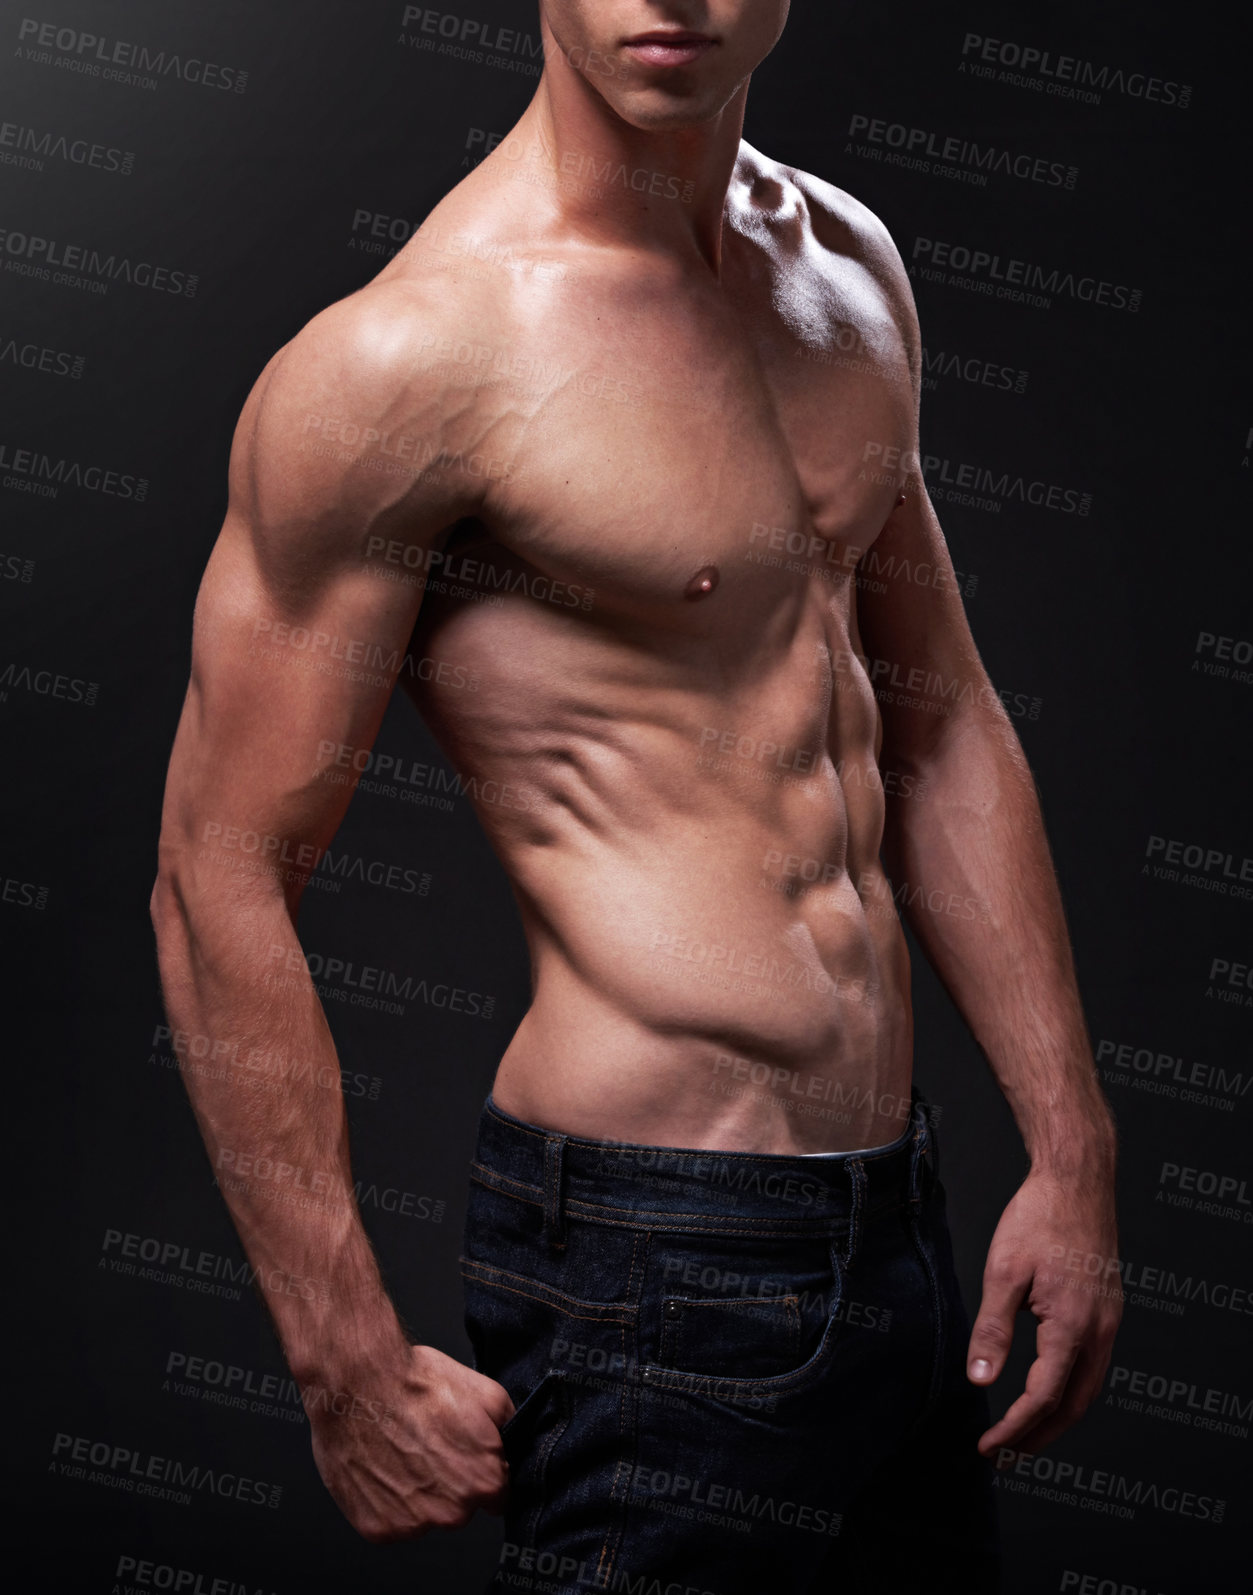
{"left": 881, "top": 704, "right": 1114, "bottom": 1175}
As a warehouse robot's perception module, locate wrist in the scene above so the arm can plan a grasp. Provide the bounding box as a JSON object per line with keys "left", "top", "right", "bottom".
{"left": 285, "top": 1302, "right": 411, "bottom": 1389}
{"left": 1025, "top": 1093, "right": 1117, "bottom": 1183}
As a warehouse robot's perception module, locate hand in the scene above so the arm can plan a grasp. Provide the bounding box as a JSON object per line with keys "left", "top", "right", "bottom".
{"left": 307, "top": 1342, "right": 516, "bottom": 1542}
{"left": 966, "top": 1167, "right": 1122, "bottom": 1458}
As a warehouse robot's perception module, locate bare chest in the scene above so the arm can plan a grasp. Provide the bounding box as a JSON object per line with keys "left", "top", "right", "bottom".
{"left": 425, "top": 251, "right": 915, "bottom": 630}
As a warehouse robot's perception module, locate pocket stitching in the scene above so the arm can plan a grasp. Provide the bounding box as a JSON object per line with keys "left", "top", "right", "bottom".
{"left": 658, "top": 1293, "right": 802, "bottom": 1374}
{"left": 460, "top": 1256, "right": 638, "bottom": 1323}
{"left": 645, "top": 1254, "right": 843, "bottom": 1397}
{"left": 499, "top": 1367, "right": 561, "bottom": 1442}
{"left": 498, "top": 1370, "right": 571, "bottom": 1551}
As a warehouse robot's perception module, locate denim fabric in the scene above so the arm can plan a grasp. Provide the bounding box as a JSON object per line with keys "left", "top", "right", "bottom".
{"left": 461, "top": 1090, "right": 1000, "bottom": 1594}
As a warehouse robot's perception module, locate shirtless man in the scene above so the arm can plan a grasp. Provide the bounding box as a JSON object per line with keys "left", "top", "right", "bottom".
{"left": 149, "top": 4, "right": 1121, "bottom": 1590}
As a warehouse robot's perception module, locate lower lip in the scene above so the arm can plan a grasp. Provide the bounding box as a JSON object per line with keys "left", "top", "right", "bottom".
{"left": 624, "top": 39, "right": 716, "bottom": 67}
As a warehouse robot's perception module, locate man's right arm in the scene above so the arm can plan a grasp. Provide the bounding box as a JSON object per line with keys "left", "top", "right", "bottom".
{"left": 149, "top": 281, "right": 514, "bottom": 1540}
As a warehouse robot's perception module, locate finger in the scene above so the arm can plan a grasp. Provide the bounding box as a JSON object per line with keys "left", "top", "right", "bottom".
{"left": 967, "top": 1261, "right": 1032, "bottom": 1385}
{"left": 478, "top": 1470, "right": 512, "bottom": 1517}
{"left": 481, "top": 1384, "right": 515, "bottom": 1431}
{"left": 977, "top": 1317, "right": 1081, "bottom": 1456}
{"left": 1010, "top": 1366, "right": 1092, "bottom": 1454}
{"left": 1010, "top": 1319, "right": 1119, "bottom": 1454}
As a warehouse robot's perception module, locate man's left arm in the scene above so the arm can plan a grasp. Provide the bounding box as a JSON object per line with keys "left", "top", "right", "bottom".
{"left": 851, "top": 220, "right": 1123, "bottom": 1459}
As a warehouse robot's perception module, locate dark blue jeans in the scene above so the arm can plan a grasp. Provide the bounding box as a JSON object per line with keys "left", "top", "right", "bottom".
{"left": 460, "top": 1090, "right": 1000, "bottom": 1594}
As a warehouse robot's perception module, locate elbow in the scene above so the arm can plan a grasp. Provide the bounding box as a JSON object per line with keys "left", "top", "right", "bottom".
{"left": 885, "top": 694, "right": 1013, "bottom": 781}
{"left": 149, "top": 837, "right": 298, "bottom": 959}
{"left": 879, "top": 713, "right": 956, "bottom": 788}
{"left": 150, "top": 827, "right": 198, "bottom": 948}
{"left": 148, "top": 869, "right": 166, "bottom": 928}
{"left": 149, "top": 859, "right": 185, "bottom": 957}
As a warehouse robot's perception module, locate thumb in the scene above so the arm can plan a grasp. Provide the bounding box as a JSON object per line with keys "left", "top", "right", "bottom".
{"left": 967, "top": 1262, "right": 1029, "bottom": 1384}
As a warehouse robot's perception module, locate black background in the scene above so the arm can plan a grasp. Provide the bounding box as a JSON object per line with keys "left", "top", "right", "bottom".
{"left": 3, "top": 2, "right": 1249, "bottom": 1590}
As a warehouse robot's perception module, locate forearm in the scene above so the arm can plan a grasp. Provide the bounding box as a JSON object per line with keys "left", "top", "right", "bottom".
{"left": 151, "top": 865, "right": 409, "bottom": 1383}
{"left": 881, "top": 706, "right": 1115, "bottom": 1183}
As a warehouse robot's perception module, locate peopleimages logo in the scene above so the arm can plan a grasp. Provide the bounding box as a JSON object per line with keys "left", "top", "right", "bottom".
{"left": 0, "top": 440, "right": 147, "bottom": 500}
{"left": 0, "top": 334, "right": 85, "bottom": 379}
{"left": 100, "top": 1225, "right": 330, "bottom": 1304}
{"left": 959, "top": 33, "right": 1191, "bottom": 109}
{"left": 994, "top": 1446, "right": 1224, "bottom": 1524}
{"left": 399, "top": 4, "right": 541, "bottom": 58}
{"left": 266, "top": 942, "right": 496, "bottom": 1022}
{"left": 911, "top": 237, "right": 1140, "bottom": 312}
{"left": 921, "top": 346, "right": 1028, "bottom": 395}
{"left": 0, "top": 224, "right": 197, "bottom": 296}
{"left": 1108, "top": 1363, "right": 1252, "bottom": 1435}
{"left": 0, "top": 119, "right": 134, "bottom": 175}
{"left": 51, "top": 1432, "right": 281, "bottom": 1509}
{"left": 114, "top": 1554, "right": 279, "bottom": 1595}
{"left": 397, "top": 5, "right": 543, "bottom": 80}
{"left": 921, "top": 452, "right": 1091, "bottom": 516}
{"left": 847, "top": 113, "right": 1077, "bottom": 190}
{"left": 1095, "top": 1035, "right": 1253, "bottom": 1113}
{"left": 0, "top": 660, "right": 98, "bottom": 705}
{"left": 15, "top": 18, "right": 248, "bottom": 93}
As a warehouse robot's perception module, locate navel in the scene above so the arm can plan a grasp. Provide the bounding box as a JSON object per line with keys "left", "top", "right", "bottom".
{"left": 684, "top": 564, "right": 720, "bottom": 600}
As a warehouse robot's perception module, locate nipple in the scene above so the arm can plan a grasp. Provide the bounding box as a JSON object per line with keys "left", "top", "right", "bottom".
{"left": 896, "top": 492, "right": 907, "bottom": 507}
{"left": 684, "top": 564, "right": 720, "bottom": 600}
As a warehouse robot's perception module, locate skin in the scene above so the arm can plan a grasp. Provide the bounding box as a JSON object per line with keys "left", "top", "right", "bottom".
{"left": 149, "top": 0, "right": 1122, "bottom": 1546}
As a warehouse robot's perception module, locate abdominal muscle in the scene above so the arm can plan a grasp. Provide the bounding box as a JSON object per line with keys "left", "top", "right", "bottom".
{"left": 409, "top": 569, "right": 916, "bottom": 1156}
{"left": 495, "top": 813, "right": 915, "bottom": 1156}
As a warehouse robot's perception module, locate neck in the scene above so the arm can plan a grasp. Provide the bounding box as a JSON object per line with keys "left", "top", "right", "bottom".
{"left": 503, "top": 17, "right": 749, "bottom": 278}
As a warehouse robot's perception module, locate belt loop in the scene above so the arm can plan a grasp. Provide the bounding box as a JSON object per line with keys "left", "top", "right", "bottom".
{"left": 843, "top": 1158, "right": 867, "bottom": 1267}
{"left": 543, "top": 1133, "right": 568, "bottom": 1250}
{"left": 924, "top": 1098, "right": 941, "bottom": 1186}
{"left": 908, "top": 1102, "right": 928, "bottom": 1207}
{"left": 908, "top": 1096, "right": 940, "bottom": 1204}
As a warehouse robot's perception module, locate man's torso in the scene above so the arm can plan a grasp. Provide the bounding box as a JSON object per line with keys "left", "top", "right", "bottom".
{"left": 361, "top": 138, "right": 919, "bottom": 1152}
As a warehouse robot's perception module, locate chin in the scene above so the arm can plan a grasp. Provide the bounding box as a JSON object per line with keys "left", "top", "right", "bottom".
{"left": 611, "top": 82, "right": 743, "bottom": 132}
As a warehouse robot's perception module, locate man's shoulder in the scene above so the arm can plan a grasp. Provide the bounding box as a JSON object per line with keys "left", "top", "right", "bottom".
{"left": 231, "top": 269, "right": 500, "bottom": 531}
{"left": 266, "top": 269, "right": 489, "bottom": 411}
{"left": 262, "top": 182, "right": 569, "bottom": 413}
{"left": 791, "top": 162, "right": 910, "bottom": 292}
{"left": 741, "top": 144, "right": 916, "bottom": 326}
{"left": 798, "top": 171, "right": 892, "bottom": 259}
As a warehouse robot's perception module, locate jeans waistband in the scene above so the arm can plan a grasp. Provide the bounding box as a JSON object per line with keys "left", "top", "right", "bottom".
{"left": 471, "top": 1087, "right": 938, "bottom": 1242}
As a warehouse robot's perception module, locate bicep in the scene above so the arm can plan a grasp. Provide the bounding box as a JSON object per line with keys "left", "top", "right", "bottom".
{"left": 161, "top": 513, "right": 427, "bottom": 905}
{"left": 854, "top": 480, "right": 995, "bottom": 769}
{"left": 157, "top": 297, "right": 474, "bottom": 909}
{"left": 846, "top": 218, "right": 998, "bottom": 764}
